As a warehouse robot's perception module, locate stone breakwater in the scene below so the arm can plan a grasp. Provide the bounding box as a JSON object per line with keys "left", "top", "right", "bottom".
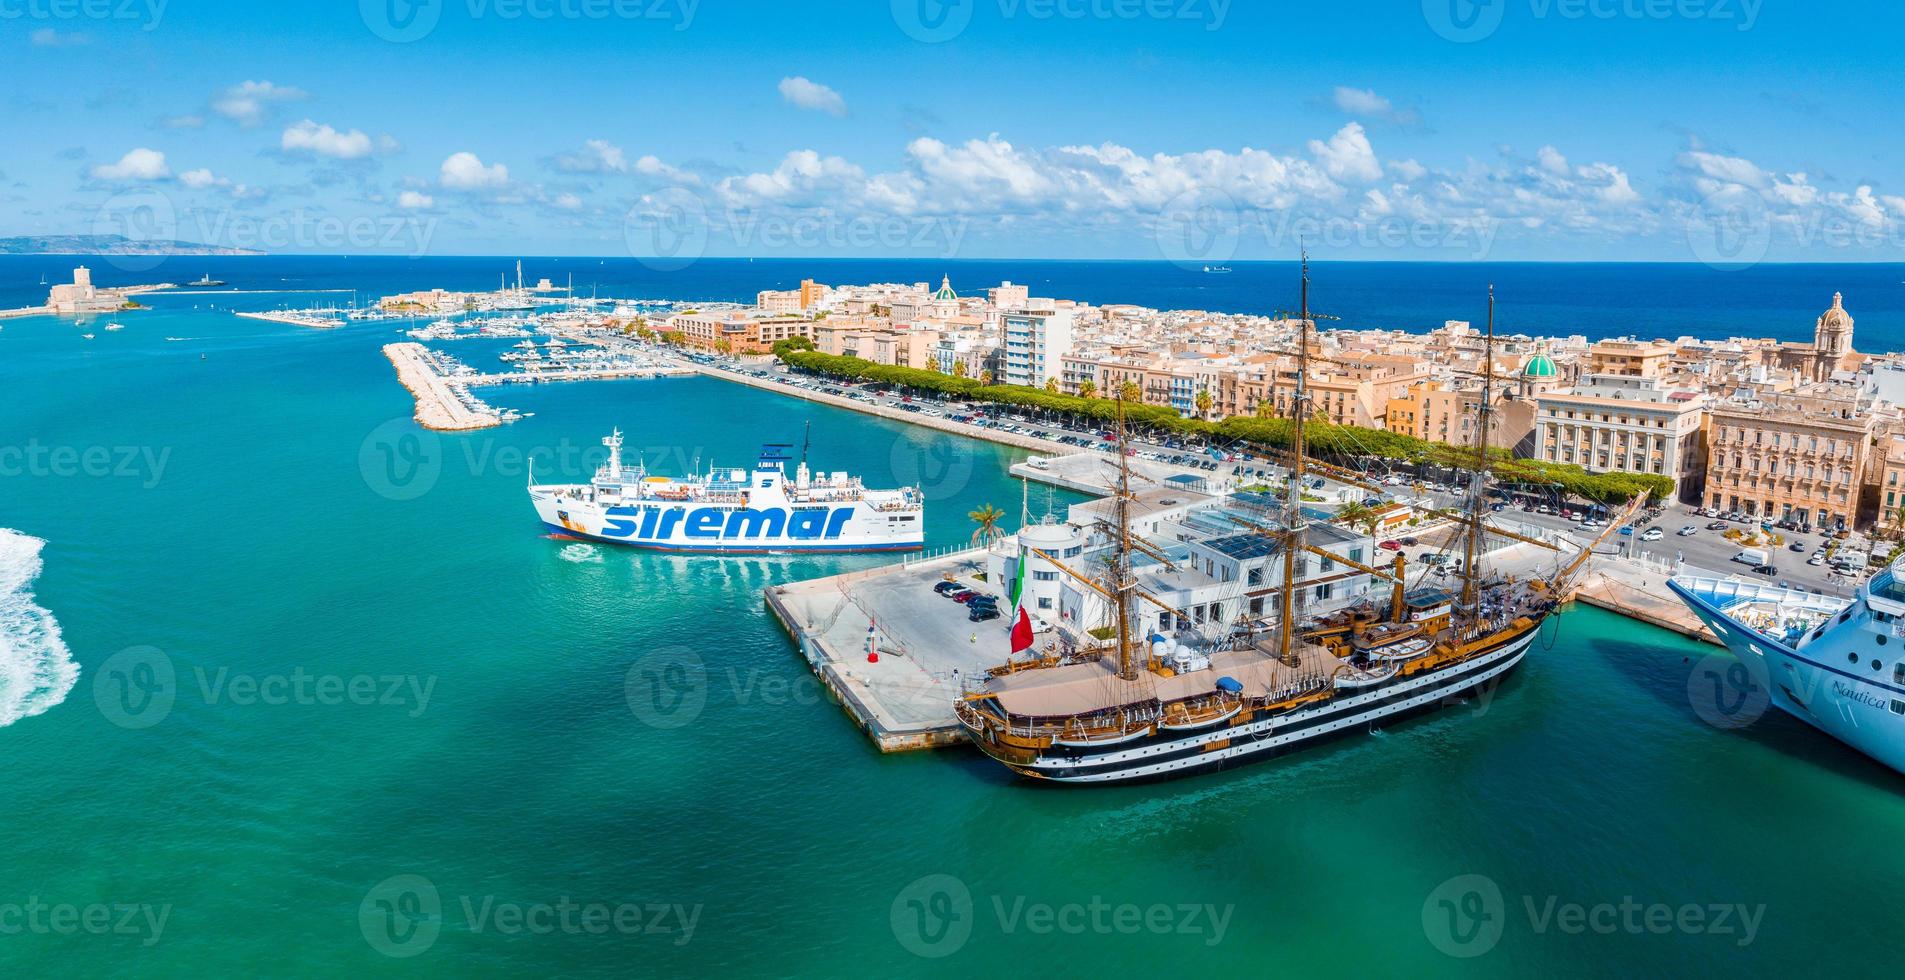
{"left": 382, "top": 342, "right": 500, "bottom": 432}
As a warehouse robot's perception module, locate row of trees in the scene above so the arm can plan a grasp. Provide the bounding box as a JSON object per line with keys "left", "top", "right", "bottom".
{"left": 766, "top": 341, "right": 1675, "bottom": 504}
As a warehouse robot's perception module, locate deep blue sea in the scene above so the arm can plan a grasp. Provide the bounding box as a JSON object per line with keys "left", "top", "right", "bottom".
{"left": 4, "top": 255, "right": 1905, "bottom": 977}
{"left": 5, "top": 255, "right": 1905, "bottom": 348}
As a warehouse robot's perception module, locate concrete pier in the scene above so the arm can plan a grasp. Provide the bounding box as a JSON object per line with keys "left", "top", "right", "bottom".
{"left": 382, "top": 342, "right": 501, "bottom": 432}
{"left": 764, "top": 545, "right": 1029, "bottom": 752}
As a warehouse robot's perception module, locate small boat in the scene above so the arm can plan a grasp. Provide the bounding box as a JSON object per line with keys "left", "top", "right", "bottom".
{"left": 186, "top": 274, "right": 226, "bottom": 288}
{"left": 81, "top": 332, "right": 95, "bottom": 340}
{"left": 104, "top": 322, "right": 124, "bottom": 331}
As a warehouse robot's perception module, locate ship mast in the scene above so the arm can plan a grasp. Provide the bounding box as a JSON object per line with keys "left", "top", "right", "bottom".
{"left": 1112, "top": 394, "right": 1138, "bottom": 681}
{"left": 1279, "top": 257, "right": 1313, "bottom": 667}
{"left": 1459, "top": 286, "right": 1497, "bottom": 632}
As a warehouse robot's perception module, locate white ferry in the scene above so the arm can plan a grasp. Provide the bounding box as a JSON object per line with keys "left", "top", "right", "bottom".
{"left": 1669, "top": 563, "right": 1905, "bottom": 775}
{"left": 529, "top": 430, "right": 924, "bottom": 554}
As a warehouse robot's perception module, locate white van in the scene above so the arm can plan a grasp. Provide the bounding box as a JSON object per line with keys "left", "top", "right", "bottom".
{"left": 1733, "top": 548, "right": 1770, "bottom": 566}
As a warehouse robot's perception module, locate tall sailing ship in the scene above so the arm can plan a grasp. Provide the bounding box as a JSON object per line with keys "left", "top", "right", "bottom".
{"left": 955, "top": 265, "right": 1638, "bottom": 783}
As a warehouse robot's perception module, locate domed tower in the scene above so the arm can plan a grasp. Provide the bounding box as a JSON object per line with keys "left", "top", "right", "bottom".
{"left": 1519, "top": 340, "right": 1560, "bottom": 398}
{"left": 1814, "top": 292, "right": 1854, "bottom": 381}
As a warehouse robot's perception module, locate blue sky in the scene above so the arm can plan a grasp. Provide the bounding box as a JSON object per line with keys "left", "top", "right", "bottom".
{"left": 3, "top": 0, "right": 1902, "bottom": 262}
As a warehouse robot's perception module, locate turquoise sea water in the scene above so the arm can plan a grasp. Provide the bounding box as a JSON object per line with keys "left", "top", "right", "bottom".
{"left": 4, "top": 284, "right": 1905, "bottom": 976}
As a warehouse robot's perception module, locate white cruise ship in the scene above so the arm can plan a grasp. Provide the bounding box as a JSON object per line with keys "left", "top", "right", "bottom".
{"left": 529, "top": 430, "right": 924, "bottom": 554}
{"left": 1669, "top": 563, "right": 1905, "bottom": 775}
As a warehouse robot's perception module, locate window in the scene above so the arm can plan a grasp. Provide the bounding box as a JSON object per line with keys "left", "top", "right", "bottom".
{"left": 1037, "top": 597, "right": 1053, "bottom": 610}
{"left": 1033, "top": 570, "right": 1058, "bottom": 582}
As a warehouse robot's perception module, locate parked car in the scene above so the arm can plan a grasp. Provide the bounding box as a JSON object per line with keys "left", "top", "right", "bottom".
{"left": 1400, "top": 536, "right": 1419, "bottom": 547}
{"left": 932, "top": 581, "right": 963, "bottom": 596}
{"left": 1641, "top": 527, "right": 1664, "bottom": 541}
{"left": 1706, "top": 521, "right": 1729, "bottom": 531}
{"left": 1677, "top": 526, "right": 1698, "bottom": 536}
{"left": 1789, "top": 542, "right": 1807, "bottom": 553}
{"left": 1379, "top": 540, "right": 1403, "bottom": 551}
{"left": 1750, "top": 564, "right": 1778, "bottom": 577}
{"left": 969, "top": 606, "right": 1002, "bottom": 623}
{"left": 948, "top": 590, "right": 978, "bottom": 603}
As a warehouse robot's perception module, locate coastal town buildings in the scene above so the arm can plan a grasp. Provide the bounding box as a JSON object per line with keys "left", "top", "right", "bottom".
{"left": 1535, "top": 374, "right": 1710, "bottom": 499}
{"left": 1703, "top": 391, "right": 1875, "bottom": 529}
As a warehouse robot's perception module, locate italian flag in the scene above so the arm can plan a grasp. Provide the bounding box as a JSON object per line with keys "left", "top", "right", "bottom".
{"left": 1009, "top": 546, "right": 1035, "bottom": 654}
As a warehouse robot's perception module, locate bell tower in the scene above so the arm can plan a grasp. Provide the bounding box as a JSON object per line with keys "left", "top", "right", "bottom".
{"left": 1813, "top": 292, "right": 1854, "bottom": 381}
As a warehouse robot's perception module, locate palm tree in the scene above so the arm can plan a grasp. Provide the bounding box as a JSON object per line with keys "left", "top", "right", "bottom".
{"left": 1045, "top": 377, "right": 1060, "bottom": 395}
{"left": 1078, "top": 379, "right": 1097, "bottom": 399}
{"left": 969, "top": 503, "right": 1007, "bottom": 545}
{"left": 1194, "top": 388, "right": 1214, "bottom": 420}
{"left": 1335, "top": 501, "right": 1372, "bottom": 531}
{"left": 953, "top": 361, "right": 969, "bottom": 379}
{"left": 1119, "top": 380, "right": 1141, "bottom": 403}
{"left": 979, "top": 369, "right": 994, "bottom": 386}
{"left": 1256, "top": 398, "right": 1274, "bottom": 419}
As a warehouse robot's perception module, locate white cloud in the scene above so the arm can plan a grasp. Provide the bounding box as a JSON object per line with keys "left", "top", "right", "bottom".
{"left": 1308, "top": 123, "right": 1382, "bottom": 182}
{"left": 1332, "top": 87, "right": 1392, "bottom": 116}
{"left": 553, "top": 139, "right": 628, "bottom": 174}
{"left": 554, "top": 193, "right": 583, "bottom": 211}
{"left": 778, "top": 76, "right": 848, "bottom": 117}
{"left": 281, "top": 120, "right": 374, "bottom": 159}
{"left": 30, "top": 28, "right": 90, "bottom": 47}
{"left": 397, "top": 190, "right": 435, "bottom": 209}
{"left": 1388, "top": 158, "right": 1427, "bottom": 181}
{"left": 440, "top": 152, "right": 509, "bottom": 189}
{"left": 91, "top": 148, "right": 170, "bottom": 181}
{"left": 163, "top": 115, "right": 205, "bottom": 129}
{"left": 178, "top": 168, "right": 226, "bottom": 189}
{"left": 634, "top": 154, "right": 700, "bottom": 184}
{"left": 1329, "top": 86, "right": 1421, "bottom": 127}
{"left": 211, "top": 80, "right": 306, "bottom": 127}
{"left": 1536, "top": 145, "right": 1570, "bottom": 176}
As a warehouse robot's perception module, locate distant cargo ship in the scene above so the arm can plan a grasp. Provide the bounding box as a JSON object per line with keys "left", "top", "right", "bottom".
{"left": 185, "top": 273, "right": 226, "bottom": 287}
{"left": 530, "top": 430, "right": 924, "bottom": 554}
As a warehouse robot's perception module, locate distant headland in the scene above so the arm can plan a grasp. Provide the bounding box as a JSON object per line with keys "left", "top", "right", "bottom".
{"left": 0, "top": 235, "right": 262, "bottom": 256}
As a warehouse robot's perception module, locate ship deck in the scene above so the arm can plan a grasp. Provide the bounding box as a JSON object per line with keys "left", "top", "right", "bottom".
{"left": 983, "top": 639, "right": 1336, "bottom": 718}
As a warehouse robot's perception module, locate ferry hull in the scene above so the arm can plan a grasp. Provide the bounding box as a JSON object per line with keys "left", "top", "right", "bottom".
{"left": 1668, "top": 578, "right": 1905, "bottom": 777}
{"left": 531, "top": 489, "right": 923, "bottom": 555}
{"left": 969, "top": 626, "right": 1538, "bottom": 784}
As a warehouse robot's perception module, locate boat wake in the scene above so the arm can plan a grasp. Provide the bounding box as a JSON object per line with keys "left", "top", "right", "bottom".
{"left": 0, "top": 529, "right": 78, "bottom": 727}
{"left": 558, "top": 543, "right": 604, "bottom": 564}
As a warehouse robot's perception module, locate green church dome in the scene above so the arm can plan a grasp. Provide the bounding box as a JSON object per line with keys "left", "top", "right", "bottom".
{"left": 1522, "top": 345, "right": 1558, "bottom": 379}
